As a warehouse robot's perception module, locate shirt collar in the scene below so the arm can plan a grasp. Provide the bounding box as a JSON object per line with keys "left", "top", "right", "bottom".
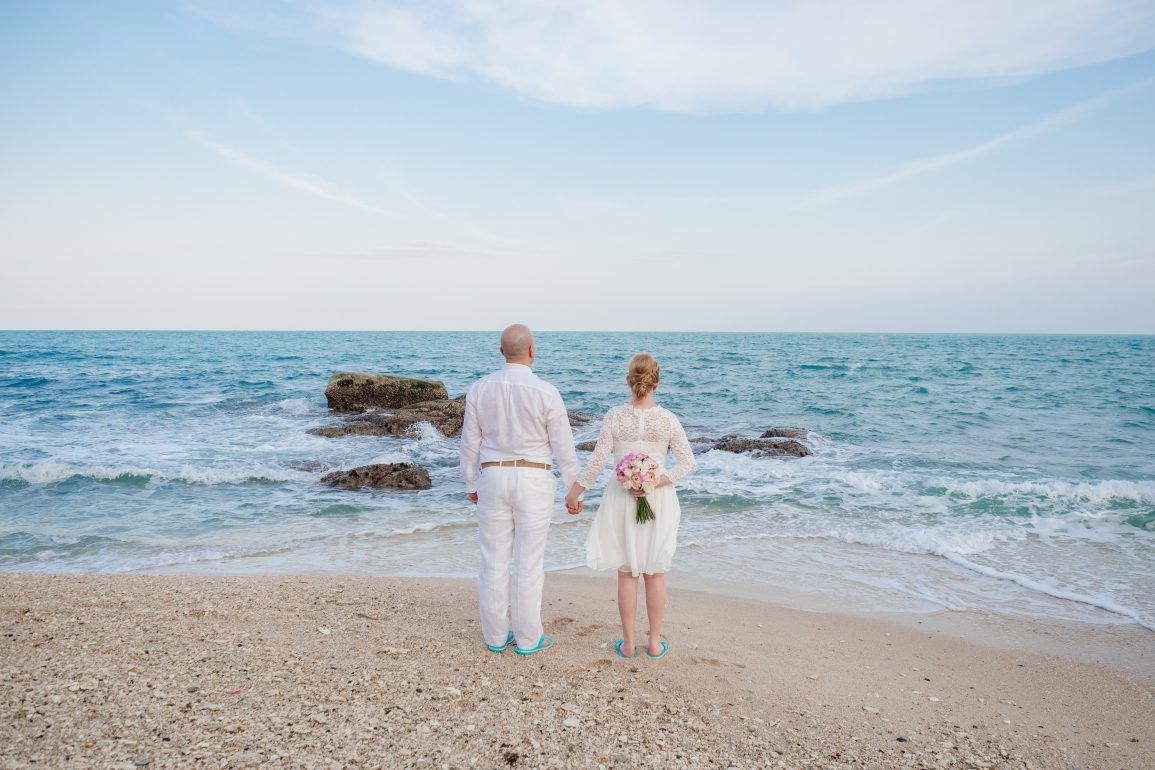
{"left": 502, "top": 362, "right": 532, "bottom": 372}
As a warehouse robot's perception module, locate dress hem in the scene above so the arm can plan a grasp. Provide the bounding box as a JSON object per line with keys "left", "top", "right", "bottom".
{"left": 585, "top": 558, "right": 674, "bottom": 577}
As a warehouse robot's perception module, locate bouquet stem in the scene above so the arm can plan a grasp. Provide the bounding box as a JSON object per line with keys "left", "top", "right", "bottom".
{"left": 635, "top": 496, "right": 655, "bottom": 524}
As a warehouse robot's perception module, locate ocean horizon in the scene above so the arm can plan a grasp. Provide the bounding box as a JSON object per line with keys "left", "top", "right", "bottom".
{"left": 5, "top": 329, "right": 1154, "bottom": 335}
{"left": 2, "top": 330, "right": 1152, "bottom": 632}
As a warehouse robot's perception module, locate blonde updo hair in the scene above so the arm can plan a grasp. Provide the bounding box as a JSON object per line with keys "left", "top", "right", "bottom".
{"left": 627, "top": 353, "right": 661, "bottom": 399}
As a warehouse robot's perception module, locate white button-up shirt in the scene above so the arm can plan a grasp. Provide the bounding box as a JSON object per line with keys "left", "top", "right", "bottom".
{"left": 459, "top": 363, "right": 581, "bottom": 494}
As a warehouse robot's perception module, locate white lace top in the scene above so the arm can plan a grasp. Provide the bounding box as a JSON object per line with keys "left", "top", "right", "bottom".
{"left": 577, "top": 404, "right": 698, "bottom": 490}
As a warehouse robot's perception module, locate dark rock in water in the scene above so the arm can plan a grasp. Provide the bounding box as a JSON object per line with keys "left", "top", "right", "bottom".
{"left": 320, "top": 463, "right": 432, "bottom": 490}
{"left": 568, "top": 411, "right": 594, "bottom": 427}
{"left": 312, "top": 396, "right": 593, "bottom": 441}
{"left": 768, "top": 440, "right": 811, "bottom": 457}
{"left": 712, "top": 435, "right": 765, "bottom": 454}
{"left": 713, "top": 434, "right": 812, "bottom": 458}
{"left": 575, "top": 440, "right": 597, "bottom": 452}
{"left": 686, "top": 436, "right": 717, "bottom": 454}
{"left": 308, "top": 414, "right": 410, "bottom": 439}
{"left": 285, "top": 459, "right": 336, "bottom": 473}
{"left": 760, "top": 427, "right": 808, "bottom": 439}
{"left": 395, "top": 396, "right": 466, "bottom": 437}
{"left": 310, "top": 396, "right": 466, "bottom": 439}
{"left": 324, "top": 372, "right": 448, "bottom": 412}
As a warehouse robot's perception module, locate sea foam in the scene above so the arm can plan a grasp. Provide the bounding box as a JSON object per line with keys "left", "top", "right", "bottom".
{"left": 0, "top": 461, "right": 309, "bottom": 486}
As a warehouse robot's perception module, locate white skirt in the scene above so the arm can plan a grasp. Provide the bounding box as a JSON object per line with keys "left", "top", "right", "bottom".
{"left": 585, "top": 480, "right": 681, "bottom": 576}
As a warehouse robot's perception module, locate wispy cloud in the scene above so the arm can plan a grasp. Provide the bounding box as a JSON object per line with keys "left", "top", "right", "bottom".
{"left": 1086, "top": 174, "right": 1155, "bottom": 197}
{"left": 326, "top": 242, "right": 548, "bottom": 262}
{"left": 797, "top": 78, "right": 1155, "bottom": 207}
{"left": 195, "top": 1, "right": 1155, "bottom": 113}
{"left": 186, "top": 130, "right": 388, "bottom": 214}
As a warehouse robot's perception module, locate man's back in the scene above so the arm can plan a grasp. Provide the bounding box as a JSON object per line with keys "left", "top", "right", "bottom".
{"left": 460, "top": 363, "right": 579, "bottom": 493}
{"left": 468, "top": 363, "right": 560, "bottom": 461}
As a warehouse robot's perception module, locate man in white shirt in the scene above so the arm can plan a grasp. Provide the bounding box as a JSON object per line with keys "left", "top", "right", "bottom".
{"left": 460, "top": 324, "right": 581, "bottom": 655}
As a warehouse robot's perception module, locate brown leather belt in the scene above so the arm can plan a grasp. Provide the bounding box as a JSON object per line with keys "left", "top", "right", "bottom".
{"left": 480, "top": 459, "right": 552, "bottom": 471}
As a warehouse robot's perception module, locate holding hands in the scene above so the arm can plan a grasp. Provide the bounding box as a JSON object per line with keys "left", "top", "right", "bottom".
{"left": 565, "top": 483, "right": 584, "bottom": 515}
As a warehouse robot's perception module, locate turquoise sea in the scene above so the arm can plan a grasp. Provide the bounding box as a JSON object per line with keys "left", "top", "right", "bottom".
{"left": 1, "top": 331, "right": 1153, "bottom": 631}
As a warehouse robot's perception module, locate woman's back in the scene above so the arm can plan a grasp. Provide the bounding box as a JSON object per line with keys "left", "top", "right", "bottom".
{"left": 577, "top": 404, "right": 696, "bottom": 490}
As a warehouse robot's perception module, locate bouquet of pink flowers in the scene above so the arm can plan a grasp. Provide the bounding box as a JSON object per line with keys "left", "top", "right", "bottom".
{"left": 615, "top": 451, "right": 659, "bottom": 524}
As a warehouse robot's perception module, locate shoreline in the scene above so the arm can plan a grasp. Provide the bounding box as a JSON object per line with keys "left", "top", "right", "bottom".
{"left": 3, "top": 572, "right": 1153, "bottom": 769}
{"left": 638, "top": 567, "right": 1155, "bottom": 682}
{"left": 122, "top": 506, "right": 1155, "bottom": 661}
{"left": 148, "top": 544, "right": 1155, "bottom": 680}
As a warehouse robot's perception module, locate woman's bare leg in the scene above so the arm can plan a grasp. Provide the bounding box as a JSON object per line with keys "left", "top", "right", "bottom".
{"left": 643, "top": 572, "right": 666, "bottom": 655}
{"left": 617, "top": 570, "right": 639, "bottom": 656}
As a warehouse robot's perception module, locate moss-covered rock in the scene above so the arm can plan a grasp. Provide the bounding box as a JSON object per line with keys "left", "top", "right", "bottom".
{"left": 310, "top": 397, "right": 466, "bottom": 439}
{"left": 760, "top": 427, "right": 808, "bottom": 439}
{"left": 324, "top": 372, "right": 448, "bottom": 412}
{"left": 320, "top": 462, "right": 432, "bottom": 490}
{"left": 713, "top": 434, "right": 812, "bottom": 458}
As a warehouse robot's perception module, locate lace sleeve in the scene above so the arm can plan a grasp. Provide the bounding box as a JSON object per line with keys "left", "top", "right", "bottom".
{"left": 664, "top": 412, "right": 697, "bottom": 485}
{"left": 577, "top": 410, "right": 615, "bottom": 489}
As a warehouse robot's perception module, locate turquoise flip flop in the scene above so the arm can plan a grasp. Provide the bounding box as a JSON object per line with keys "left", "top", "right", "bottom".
{"left": 486, "top": 630, "right": 515, "bottom": 653}
{"left": 646, "top": 641, "right": 669, "bottom": 659}
{"left": 614, "top": 639, "right": 638, "bottom": 659}
{"left": 514, "top": 635, "right": 555, "bottom": 655}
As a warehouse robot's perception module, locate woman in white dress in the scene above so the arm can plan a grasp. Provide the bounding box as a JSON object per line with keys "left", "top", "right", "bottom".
{"left": 565, "top": 353, "right": 697, "bottom": 659}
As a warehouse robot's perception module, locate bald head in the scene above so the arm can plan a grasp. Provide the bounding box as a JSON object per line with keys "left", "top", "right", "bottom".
{"left": 500, "top": 324, "right": 535, "bottom": 364}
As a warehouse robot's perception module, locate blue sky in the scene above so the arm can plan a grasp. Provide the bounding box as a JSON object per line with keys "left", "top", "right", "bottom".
{"left": 2, "top": 0, "right": 1154, "bottom": 332}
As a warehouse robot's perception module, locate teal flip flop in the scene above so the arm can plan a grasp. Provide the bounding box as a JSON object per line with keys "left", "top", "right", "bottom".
{"left": 614, "top": 639, "right": 638, "bottom": 659}
{"left": 646, "top": 641, "right": 669, "bottom": 660}
{"left": 514, "top": 635, "right": 555, "bottom": 655}
{"left": 487, "top": 630, "right": 515, "bottom": 653}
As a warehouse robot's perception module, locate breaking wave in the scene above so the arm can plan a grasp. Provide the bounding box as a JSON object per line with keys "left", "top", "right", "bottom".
{"left": 0, "top": 461, "right": 309, "bottom": 486}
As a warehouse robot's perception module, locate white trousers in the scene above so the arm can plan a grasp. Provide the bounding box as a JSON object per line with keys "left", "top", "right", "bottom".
{"left": 476, "top": 466, "right": 557, "bottom": 649}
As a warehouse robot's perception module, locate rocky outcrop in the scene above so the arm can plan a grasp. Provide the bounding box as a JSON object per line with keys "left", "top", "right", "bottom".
{"left": 581, "top": 431, "right": 811, "bottom": 457}
{"left": 309, "top": 415, "right": 411, "bottom": 439}
{"left": 713, "top": 434, "right": 812, "bottom": 458}
{"left": 761, "top": 427, "right": 808, "bottom": 439}
{"left": 314, "top": 372, "right": 814, "bottom": 472}
{"left": 310, "top": 396, "right": 464, "bottom": 439}
{"left": 325, "top": 372, "right": 448, "bottom": 413}
{"left": 568, "top": 411, "right": 594, "bottom": 427}
{"left": 399, "top": 397, "right": 466, "bottom": 437}
{"left": 285, "top": 459, "right": 336, "bottom": 473}
{"left": 320, "top": 463, "right": 432, "bottom": 491}
{"left": 687, "top": 435, "right": 715, "bottom": 453}
{"left": 311, "top": 395, "right": 592, "bottom": 441}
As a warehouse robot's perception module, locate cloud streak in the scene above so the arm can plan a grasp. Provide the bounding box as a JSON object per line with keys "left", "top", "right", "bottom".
{"left": 186, "top": 131, "right": 387, "bottom": 214}
{"left": 198, "top": 0, "right": 1155, "bottom": 113}
{"left": 797, "top": 77, "right": 1155, "bottom": 207}
{"left": 326, "top": 241, "right": 550, "bottom": 262}
{"left": 1087, "top": 174, "right": 1155, "bottom": 197}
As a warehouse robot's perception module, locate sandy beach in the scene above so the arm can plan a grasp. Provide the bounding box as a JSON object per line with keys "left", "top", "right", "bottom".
{"left": 2, "top": 573, "right": 1152, "bottom": 769}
